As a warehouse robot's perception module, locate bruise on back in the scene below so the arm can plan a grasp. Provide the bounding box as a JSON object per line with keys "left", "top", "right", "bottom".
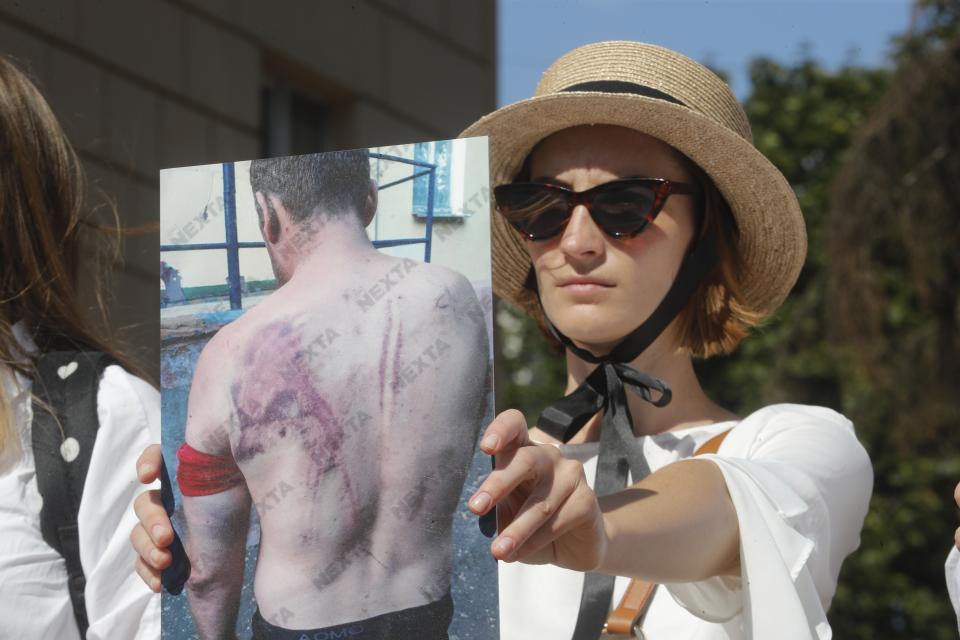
{"left": 229, "top": 320, "right": 356, "bottom": 505}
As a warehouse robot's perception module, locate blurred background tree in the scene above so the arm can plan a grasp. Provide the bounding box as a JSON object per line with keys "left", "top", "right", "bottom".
{"left": 825, "top": 0, "right": 960, "bottom": 636}
{"left": 492, "top": 0, "right": 960, "bottom": 636}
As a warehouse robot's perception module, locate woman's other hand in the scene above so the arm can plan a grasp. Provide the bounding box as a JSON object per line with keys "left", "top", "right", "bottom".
{"left": 467, "top": 409, "right": 608, "bottom": 572}
{"left": 129, "top": 444, "right": 174, "bottom": 592}
{"left": 954, "top": 481, "right": 960, "bottom": 550}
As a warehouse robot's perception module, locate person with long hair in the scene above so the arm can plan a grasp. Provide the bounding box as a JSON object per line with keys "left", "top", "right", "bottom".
{"left": 129, "top": 41, "right": 873, "bottom": 639}
{"left": 0, "top": 55, "right": 160, "bottom": 639}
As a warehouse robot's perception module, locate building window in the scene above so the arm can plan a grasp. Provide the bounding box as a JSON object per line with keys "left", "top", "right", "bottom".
{"left": 261, "top": 84, "right": 328, "bottom": 158}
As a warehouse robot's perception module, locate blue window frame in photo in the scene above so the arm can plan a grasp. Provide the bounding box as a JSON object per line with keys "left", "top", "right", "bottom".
{"left": 413, "top": 141, "right": 453, "bottom": 217}
{"left": 161, "top": 156, "right": 437, "bottom": 312}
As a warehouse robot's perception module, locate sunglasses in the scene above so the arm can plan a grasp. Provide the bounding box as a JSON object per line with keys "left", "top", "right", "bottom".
{"left": 493, "top": 177, "right": 696, "bottom": 241}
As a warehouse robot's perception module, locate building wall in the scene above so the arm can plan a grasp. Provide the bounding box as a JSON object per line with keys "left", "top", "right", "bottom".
{"left": 0, "top": 0, "right": 497, "bottom": 379}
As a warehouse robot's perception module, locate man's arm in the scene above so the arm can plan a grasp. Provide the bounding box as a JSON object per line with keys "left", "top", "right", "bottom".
{"left": 182, "top": 487, "right": 250, "bottom": 639}
{"left": 443, "top": 273, "right": 493, "bottom": 433}
{"left": 179, "top": 335, "right": 251, "bottom": 640}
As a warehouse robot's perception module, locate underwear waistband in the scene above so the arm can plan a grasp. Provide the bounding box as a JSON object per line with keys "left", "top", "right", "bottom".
{"left": 251, "top": 590, "right": 453, "bottom": 640}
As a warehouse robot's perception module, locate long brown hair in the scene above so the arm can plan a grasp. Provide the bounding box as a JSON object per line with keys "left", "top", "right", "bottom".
{"left": 0, "top": 55, "right": 153, "bottom": 451}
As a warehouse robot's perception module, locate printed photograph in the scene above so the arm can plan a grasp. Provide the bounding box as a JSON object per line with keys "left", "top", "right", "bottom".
{"left": 158, "top": 137, "right": 497, "bottom": 640}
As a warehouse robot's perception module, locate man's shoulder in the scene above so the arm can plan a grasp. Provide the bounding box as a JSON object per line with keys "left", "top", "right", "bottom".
{"left": 380, "top": 258, "right": 481, "bottom": 317}
{"left": 389, "top": 256, "right": 469, "bottom": 290}
{"left": 199, "top": 320, "right": 241, "bottom": 361}
{"left": 416, "top": 262, "right": 480, "bottom": 308}
{"left": 202, "top": 296, "right": 286, "bottom": 351}
{"left": 193, "top": 318, "right": 255, "bottom": 384}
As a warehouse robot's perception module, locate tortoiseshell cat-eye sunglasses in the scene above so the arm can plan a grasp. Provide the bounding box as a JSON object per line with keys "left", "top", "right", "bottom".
{"left": 493, "top": 177, "right": 696, "bottom": 241}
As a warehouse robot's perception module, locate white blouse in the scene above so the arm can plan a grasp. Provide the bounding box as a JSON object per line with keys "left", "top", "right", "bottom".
{"left": 947, "top": 546, "right": 960, "bottom": 636}
{"left": 0, "top": 321, "right": 160, "bottom": 639}
{"left": 499, "top": 404, "right": 874, "bottom": 640}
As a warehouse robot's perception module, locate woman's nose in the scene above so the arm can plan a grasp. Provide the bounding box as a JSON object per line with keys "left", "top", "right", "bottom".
{"left": 559, "top": 204, "right": 606, "bottom": 258}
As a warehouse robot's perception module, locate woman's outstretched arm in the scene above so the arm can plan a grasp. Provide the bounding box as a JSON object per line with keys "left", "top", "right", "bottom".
{"left": 597, "top": 458, "right": 739, "bottom": 581}
{"left": 467, "top": 409, "right": 739, "bottom": 583}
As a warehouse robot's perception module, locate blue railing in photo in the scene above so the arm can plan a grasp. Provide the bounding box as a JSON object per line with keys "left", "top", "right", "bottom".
{"left": 160, "top": 152, "right": 437, "bottom": 311}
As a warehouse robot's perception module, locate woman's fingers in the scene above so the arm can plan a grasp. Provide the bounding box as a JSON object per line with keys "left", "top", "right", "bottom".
{"left": 509, "top": 459, "right": 592, "bottom": 556}
{"left": 470, "top": 410, "right": 536, "bottom": 517}
{"left": 954, "top": 481, "right": 960, "bottom": 549}
{"left": 954, "top": 483, "right": 959, "bottom": 550}
{"left": 470, "top": 409, "right": 605, "bottom": 567}
{"left": 134, "top": 555, "right": 162, "bottom": 593}
{"left": 490, "top": 458, "right": 583, "bottom": 562}
{"left": 469, "top": 443, "right": 559, "bottom": 516}
{"left": 136, "top": 444, "right": 163, "bottom": 484}
{"left": 130, "top": 521, "right": 171, "bottom": 572}
{"left": 478, "top": 409, "right": 530, "bottom": 456}
{"left": 133, "top": 488, "right": 174, "bottom": 548}
{"left": 132, "top": 445, "right": 168, "bottom": 591}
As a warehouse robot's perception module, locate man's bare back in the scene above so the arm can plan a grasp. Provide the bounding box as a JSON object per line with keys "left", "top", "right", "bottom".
{"left": 187, "top": 249, "right": 490, "bottom": 630}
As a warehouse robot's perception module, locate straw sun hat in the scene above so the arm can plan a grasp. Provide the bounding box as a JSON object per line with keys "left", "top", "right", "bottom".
{"left": 458, "top": 40, "right": 806, "bottom": 320}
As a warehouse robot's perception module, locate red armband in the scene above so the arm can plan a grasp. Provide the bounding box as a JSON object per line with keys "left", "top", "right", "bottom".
{"left": 176, "top": 443, "right": 244, "bottom": 497}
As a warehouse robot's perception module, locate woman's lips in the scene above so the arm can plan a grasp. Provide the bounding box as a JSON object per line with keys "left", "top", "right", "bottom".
{"left": 556, "top": 278, "right": 614, "bottom": 297}
{"left": 557, "top": 276, "right": 614, "bottom": 286}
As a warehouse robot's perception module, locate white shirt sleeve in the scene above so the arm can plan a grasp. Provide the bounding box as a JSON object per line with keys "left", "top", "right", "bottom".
{"left": 947, "top": 546, "right": 960, "bottom": 637}
{"left": 662, "top": 404, "right": 873, "bottom": 640}
{"left": 78, "top": 365, "right": 161, "bottom": 640}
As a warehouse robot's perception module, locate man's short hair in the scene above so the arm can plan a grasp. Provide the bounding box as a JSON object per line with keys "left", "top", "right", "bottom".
{"left": 249, "top": 149, "right": 371, "bottom": 225}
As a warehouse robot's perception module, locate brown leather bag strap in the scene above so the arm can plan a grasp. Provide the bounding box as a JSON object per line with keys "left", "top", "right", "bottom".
{"left": 602, "top": 427, "right": 733, "bottom": 637}
{"left": 694, "top": 428, "right": 730, "bottom": 456}
{"left": 604, "top": 578, "right": 657, "bottom": 635}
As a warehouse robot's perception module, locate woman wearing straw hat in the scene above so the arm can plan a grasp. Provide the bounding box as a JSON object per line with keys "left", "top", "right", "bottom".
{"left": 130, "top": 41, "right": 872, "bottom": 639}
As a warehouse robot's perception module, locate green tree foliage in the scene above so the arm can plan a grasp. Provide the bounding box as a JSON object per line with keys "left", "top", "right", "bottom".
{"left": 492, "top": 2, "right": 959, "bottom": 635}
{"left": 824, "top": 2, "right": 960, "bottom": 636}
{"left": 694, "top": 55, "right": 891, "bottom": 414}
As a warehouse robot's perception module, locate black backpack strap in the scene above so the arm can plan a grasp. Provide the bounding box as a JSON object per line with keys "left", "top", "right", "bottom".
{"left": 31, "top": 351, "right": 116, "bottom": 639}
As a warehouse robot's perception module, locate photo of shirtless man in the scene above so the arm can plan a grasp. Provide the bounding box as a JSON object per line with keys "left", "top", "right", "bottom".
{"left": 171, "top": 149, "right": 492, "bottom": 639}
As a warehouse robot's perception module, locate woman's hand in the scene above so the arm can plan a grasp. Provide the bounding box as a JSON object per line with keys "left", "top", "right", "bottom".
{"left": 467, "top": 409, "right": 609, "bottom": 572}
{"left": 954, "top": 481, "right": 960, "bottom": 550}
{"left": 129, "top": 444, "right": 174, "bottom": 592}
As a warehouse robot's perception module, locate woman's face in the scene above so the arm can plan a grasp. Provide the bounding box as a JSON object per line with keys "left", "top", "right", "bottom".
{"left": 524, "top": 124, "right": 697, "bottom": 353}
